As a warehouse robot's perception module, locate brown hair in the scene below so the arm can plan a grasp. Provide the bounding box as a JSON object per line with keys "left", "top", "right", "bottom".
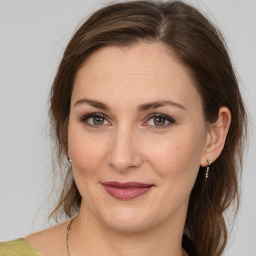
{"left": 49, "top": 1, "right": 247, "bottom": 256}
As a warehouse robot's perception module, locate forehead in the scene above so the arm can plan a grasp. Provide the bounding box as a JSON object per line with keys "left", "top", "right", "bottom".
{"left": 72, "top": 42, "right": 202, "bottom": 111}
{"left": 78, "top": 42, "right": 186, "bottom": 78}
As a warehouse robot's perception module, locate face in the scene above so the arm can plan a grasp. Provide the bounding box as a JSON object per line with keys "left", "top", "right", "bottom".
{"left": 68, "top": 42, "right": 209, "bottom": 232}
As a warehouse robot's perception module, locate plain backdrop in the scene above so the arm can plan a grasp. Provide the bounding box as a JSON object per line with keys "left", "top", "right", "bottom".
{"left": 0, "top": 0, "right": 255, "bottom": 255}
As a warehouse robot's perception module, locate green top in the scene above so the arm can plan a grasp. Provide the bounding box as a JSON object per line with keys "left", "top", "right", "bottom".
{"left": 0, "top": 238, "right": 42, "bottom": 256}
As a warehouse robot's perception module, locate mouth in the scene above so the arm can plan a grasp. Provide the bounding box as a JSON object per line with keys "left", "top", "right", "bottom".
{"left": 101, "top": 181, "right": 155, "bottom": 200}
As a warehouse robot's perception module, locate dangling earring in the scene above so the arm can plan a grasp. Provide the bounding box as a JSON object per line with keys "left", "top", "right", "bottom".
{"left": 205, "top": 159, "right": 211, "bottom": 178}
{"left": 68, "top": 157, "right": 72, "bottom": 163}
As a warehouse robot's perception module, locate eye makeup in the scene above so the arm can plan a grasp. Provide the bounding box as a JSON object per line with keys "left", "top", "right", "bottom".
{"left": 78, "top": 112, "right": 176, "bottom": 130}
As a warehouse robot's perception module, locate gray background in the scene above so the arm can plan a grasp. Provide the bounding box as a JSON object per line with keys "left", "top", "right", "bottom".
{"left": 0, "top": 0, "right": 255, "bottom": 255}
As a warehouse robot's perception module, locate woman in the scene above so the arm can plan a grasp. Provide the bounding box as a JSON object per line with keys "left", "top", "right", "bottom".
{"left": 0, "top": 1, "right": 247, "bottom": 256}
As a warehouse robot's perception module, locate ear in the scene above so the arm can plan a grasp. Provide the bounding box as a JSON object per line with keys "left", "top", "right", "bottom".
{"left": 200, "top": 107, "right": 231, "bottom": 167}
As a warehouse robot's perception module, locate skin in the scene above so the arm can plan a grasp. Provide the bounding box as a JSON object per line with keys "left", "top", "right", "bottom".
{"left": 25, "top": 42, "right": 231, "bottom": 256}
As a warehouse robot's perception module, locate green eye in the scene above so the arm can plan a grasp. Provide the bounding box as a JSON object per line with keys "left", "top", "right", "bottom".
{"left": 80, "top": 113, "right": 110, "bottom": 127}
{"left": 143, "top": 114, "right": 175, "bottom": 128}
{"left": 93, "top": 116, "right": 105, "bottom": 125}
{"left": 153, "top": 117, "right": 166, "bottom": 126}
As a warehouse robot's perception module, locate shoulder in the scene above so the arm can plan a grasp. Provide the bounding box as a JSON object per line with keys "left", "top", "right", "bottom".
{"left": 0, "top": 238, "right": 42, "bottom": 256}
{"left": 24, "top": 220, "right": 69, "bottom": 256}
{"left": 0, "top": 220, "right": 69, "bottom": 256}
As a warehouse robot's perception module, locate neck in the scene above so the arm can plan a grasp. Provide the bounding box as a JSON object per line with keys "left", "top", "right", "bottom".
{"left": 69, "top": 203, "right": 188, "bottom": 256}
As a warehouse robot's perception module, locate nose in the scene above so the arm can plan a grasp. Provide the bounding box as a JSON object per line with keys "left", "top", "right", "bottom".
{"left": 107, "top": 125, "right": 143, "bottom": 172}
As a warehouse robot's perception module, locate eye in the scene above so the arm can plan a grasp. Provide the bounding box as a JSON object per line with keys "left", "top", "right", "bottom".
{"left": 80, "top": 113, "right": 111, "bottom": 127}
{"left": 143, "top": 114, "right": 175, "bottom": 128}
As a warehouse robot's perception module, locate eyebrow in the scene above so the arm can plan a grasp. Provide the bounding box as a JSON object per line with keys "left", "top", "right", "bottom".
{"left": 138, "top": 100, "right": 186, "bottom": 111}
{"left": 74, "top": 98, "right": 110, "bottom": 110}
{"left": 74, "top": 98, "right": 185, "bottom": 111}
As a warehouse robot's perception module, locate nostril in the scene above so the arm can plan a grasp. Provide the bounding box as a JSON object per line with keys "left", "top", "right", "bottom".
{"left": 107, "top": 149, "right": 143, "bottom": 171}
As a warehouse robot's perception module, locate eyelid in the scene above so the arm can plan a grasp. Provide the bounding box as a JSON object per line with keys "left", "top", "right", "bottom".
{"left": 79, "top": 112, "right": 175, "bottom": 129}
{"left": 143, "top": 113, "right": 175, "bottom": 128}
{"left": 79, "top": 112, "right": 111, "bottom": 127}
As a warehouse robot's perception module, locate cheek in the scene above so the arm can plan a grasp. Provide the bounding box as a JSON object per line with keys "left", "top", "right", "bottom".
{"left": 68, "top": 129, "right": 108, "bottom": 204}
{"left": 68, "top": 128, "right": 106, "bottom": 175}
{"left": 144, "top": 129, "right": 205, "bottom": 180}
{"left": 143, "top": 130, "right": 206, "bottom": 214}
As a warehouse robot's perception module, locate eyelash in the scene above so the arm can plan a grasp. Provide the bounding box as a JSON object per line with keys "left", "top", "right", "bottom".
{"left": 79, "top": 113, "right": 175, "bottom": 129}
{"left": 144, "top": 113, "right": 175, "bottom": 129}
{"left": 79, "top": 113, "right": 110, "bottom": 128}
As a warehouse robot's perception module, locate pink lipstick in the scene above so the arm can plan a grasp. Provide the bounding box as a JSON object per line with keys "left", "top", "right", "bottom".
{"left": 101, "top": 181, "right": 154, "bottom": 200}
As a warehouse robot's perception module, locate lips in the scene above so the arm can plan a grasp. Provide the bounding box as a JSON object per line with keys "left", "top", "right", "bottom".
{"left": 101, "top": 181, "right": 154, "bottom": 200}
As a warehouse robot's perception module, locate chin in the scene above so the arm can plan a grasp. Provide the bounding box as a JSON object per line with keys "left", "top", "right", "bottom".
{"left": 99, "top": 207, "right": 156, "bottom": 233}
{"left": 104, "top": 218, "right": 151, "bottom": 233}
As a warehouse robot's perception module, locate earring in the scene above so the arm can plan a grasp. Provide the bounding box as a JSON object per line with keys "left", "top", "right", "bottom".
{"left": 68, "top": 157, "right": 72, "bottom": 163}
{"left": 205, "top": 159, "right": 211, "bottom": 178}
